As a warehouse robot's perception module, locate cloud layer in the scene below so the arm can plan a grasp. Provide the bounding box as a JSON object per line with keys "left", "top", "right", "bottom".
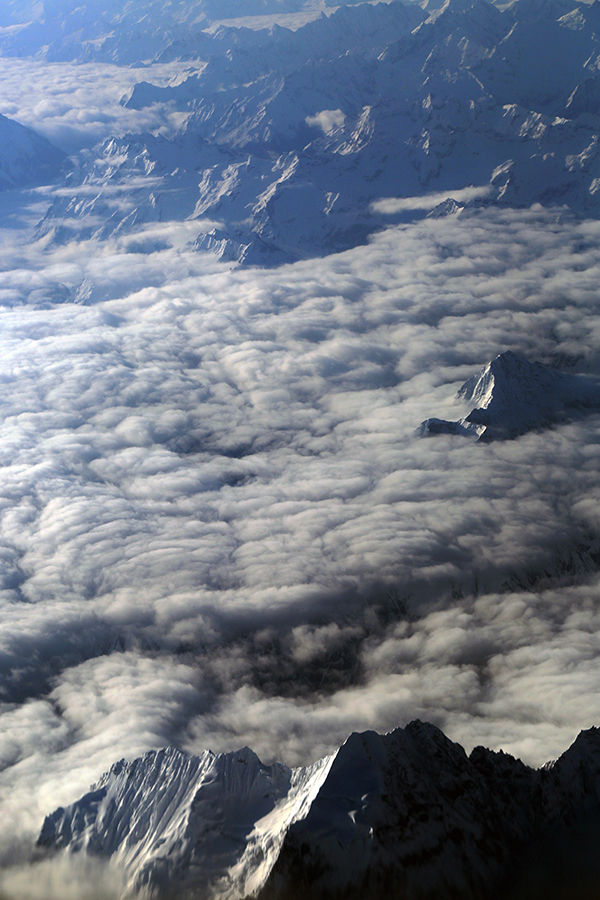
{"left": 1, "top": 200, "right": 600, "bottom": 890}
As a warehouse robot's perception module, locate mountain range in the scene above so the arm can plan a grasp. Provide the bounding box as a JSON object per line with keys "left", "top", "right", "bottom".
{"left": 4, "top": 0, "right": 600, "bottom": 263}
{"left": 4, "top": 3, "right": 600, "bottom": 898}
{"left": 37, "top": 720, "right": 600, "bottom": 900}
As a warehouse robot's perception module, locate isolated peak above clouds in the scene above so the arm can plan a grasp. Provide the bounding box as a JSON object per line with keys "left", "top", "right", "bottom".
{"left": 419, "top": 351, "right": 600, "bottom": 440}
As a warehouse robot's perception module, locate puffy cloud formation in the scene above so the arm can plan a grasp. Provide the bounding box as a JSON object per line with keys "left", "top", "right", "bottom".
{"left": 1, "top": 200, "right": 600, "bottom": 890}
{"left": 0, "top": 855, "right": 125, "bottom": 900}
{"left": 305, "top": 109, "right": 346, "bottom": 134}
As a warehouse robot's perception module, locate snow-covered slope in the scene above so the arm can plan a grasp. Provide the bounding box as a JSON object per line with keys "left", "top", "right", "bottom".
{"left": 419, "top": 350, "right": 600, "bottom": 440}
{"left": 37, "top": 721, "right": 600, "bottom": 900}
{"left": 0, "top": 114, "right": 65, "bottom": 190}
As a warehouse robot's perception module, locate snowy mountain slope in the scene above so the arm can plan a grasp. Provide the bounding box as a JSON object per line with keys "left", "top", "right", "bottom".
{"left": 35, "top": 132, "right": 234, "bottom": 244}
{"left": 37, "top": 721, "right": 600, "bottom": 900}
{"left": 34, "top": 0, "right": 600, "bottom": 264}
{"left": 194, "top": 2, "right": 427, "bottom": 89}
{"left": 419, "top": 350, "right": 600, "bottom": 440}
{"left": 0, "top": 114, "right": 65, "bottom": 190}
{"left": 259, "top": 722, "right": 534, "bottom": 900}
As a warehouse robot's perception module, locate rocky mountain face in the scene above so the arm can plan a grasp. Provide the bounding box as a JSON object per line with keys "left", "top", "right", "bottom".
{"left": 28, "top": 0, "right": 600, "bottom": 264}
{"left": 38, "top": 744, "right": 335, "bottom": 900}
{"left": 37, "top": 721, "right": 600, "bottom": 900}
{"left": 419, "top": 350, "right": 600, "bottom": 439}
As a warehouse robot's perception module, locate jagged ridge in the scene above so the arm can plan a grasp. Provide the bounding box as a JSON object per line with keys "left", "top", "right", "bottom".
{"left": 38, "top": 721, "right": 600, "bottom": 900}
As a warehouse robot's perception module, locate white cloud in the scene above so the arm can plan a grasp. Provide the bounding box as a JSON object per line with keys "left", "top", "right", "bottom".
{"left": 305, "top": 109, "right": 346, "bottom": 134}
{"left": 0, "top": 58, "right": 196, "bottom": 152}
{"left": 0, "top": 856, "right": 126, "bottom": 900}
{"left": 371, "top": 185, "right": 493, "bottom": 214}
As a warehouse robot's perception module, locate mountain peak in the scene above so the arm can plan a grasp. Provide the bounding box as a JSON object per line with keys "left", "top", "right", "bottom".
{"left": 457, "top": 349, "right": 561, "bottom": 408}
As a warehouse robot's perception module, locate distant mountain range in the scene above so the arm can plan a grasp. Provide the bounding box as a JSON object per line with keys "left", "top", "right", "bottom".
{"left": 2, "top": 0, "right": 600, "bottom": 264}
{"left": 38, "top": 720, "right": 600, "bottom": 899}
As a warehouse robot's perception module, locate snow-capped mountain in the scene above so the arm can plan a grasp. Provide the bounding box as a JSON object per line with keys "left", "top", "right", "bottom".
{"left": 32, "top": 0, "right": 600, "bottom": 264}
{"left": 0, "top": 114, "right": 65, "bottom": 190}
{"left": 419, "top": 350, "right": 600, "bottom": 439}
{"left": 38, "top": 745, "right": 334, "bottom": 899}
{"left": 37, "top": 721, "right": 600, "bottom": 900}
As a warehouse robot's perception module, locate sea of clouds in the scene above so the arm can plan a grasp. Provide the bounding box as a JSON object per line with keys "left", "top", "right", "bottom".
{"left": 0, "top": 58, "right": 197, "bottom": 152}
{"left": 1, "top": 55, "right": 600, "bottom": 898}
